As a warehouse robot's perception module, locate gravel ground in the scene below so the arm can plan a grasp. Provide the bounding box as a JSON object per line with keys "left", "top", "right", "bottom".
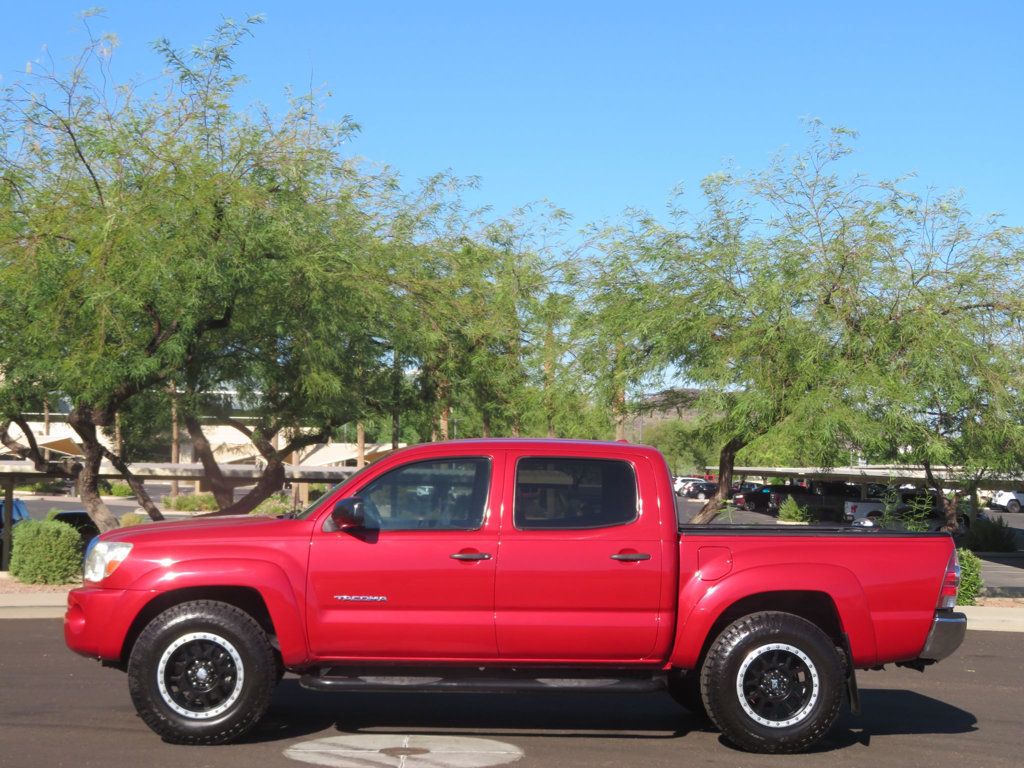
{"left": 0, "top": 572, "right": 81, "bottom": 593}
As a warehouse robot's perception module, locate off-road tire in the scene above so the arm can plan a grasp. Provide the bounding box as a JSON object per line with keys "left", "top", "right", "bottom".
{"left": 700, "top": 611, "right": 843, "bottom": 753}
{"left": 127, "top": 600, "right": 277, "bottom": 744}
{"left": 666, "top": 671, "right": 707, "bottom": 718}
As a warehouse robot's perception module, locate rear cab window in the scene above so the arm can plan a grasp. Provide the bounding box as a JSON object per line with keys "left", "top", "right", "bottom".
{"left": 514, "top": 457, "right": 638, "bottom": 530}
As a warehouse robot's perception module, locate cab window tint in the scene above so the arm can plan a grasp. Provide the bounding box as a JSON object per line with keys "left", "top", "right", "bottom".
{"left": 514, "top": 458, "right": 637, "bottom": 530}
{"left": 360, "top": 458, "right": 490, "bottom": 531}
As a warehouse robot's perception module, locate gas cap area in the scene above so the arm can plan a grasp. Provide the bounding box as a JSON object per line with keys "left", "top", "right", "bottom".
{"left": 697, "top": 546, "right": 733, "bottom": 581}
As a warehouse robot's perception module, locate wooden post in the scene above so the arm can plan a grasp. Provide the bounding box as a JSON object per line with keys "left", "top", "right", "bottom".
{"left": 2, "top": 478, "right": 14, "bottom": 571}
{"left": 356, "top": 422, "right": 366, "bottom": 468}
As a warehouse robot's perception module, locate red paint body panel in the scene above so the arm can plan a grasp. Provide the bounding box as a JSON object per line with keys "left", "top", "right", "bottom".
{"left": 64, "top": 439, "right": 956, "bottom": 674}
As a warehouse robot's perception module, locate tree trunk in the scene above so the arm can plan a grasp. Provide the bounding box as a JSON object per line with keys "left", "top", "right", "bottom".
{"left": 182, "top": 412, "right": 237, "bottom": 510}
{"left": 356, "top": 422, "right": 366, "bottom": 468}
{"left": 691, "top": 437, "right": 744, "bottom": 525}
{"left": 481, "top": 412, "right": 491, "bottom": 438}
{"left": 73, "top": 430, "right": 120, "bottom": 532}
{"left": 201, "top": 459, "right": 287, "bottom": 516}
{"left": 922, "top": 461, "right": 959, "bottom": 533}
{"left": 99, "top": 446, "right": 165, "bottom": 521}
{"left": 169, "top": 381, "right": 180, "bottom": 499}
{"left": 613, "top": 387, "right": 627, "bottom": 441}
{"left": 391, "top": 348, "right": 402, "bottom": 450}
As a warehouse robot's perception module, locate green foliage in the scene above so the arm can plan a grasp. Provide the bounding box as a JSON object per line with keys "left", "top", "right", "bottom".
{"left": 163, "top": 493, "right": 218, "bottom": 512}
{"left": 778, "top": 495, "right": 813, "bottom": 523}
{"left": 108, "top": 482, "right": 135, "bottom": 498}
{"left": 9, "top": 520, "right": 82, "bottom": 584}
{"left": 44, "top": 508, "right": 63, "bottom": 521}
{"left": 14, "top": 479, "right": 67, "bottom": 494}
{"left": 249, "top": 496, "right": 291, "bottom": 517}
{"left": 963, "top": 515, "right": 1019, "bottom": 553}
{"left": 117, "top": 512, "right": 147, "bottom": 527}
{"left": 956, "top": 548, "right": 984, "bottom": 606}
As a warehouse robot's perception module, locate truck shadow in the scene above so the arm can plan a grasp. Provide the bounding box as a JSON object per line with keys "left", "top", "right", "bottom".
{"left": 245, "top": 681, "right": 975, "bottom": 748}
{"left": 808, "top": 688, "right": 978, "bottom": 751}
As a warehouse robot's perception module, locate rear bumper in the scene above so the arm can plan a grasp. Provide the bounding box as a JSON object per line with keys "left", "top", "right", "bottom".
{"left": 919, "top": 610, "right": 967, "bottom": 661}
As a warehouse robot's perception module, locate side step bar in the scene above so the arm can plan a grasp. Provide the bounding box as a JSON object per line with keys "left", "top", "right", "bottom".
{"left": 300, "top": 667, "right": 668, "bottom": 695}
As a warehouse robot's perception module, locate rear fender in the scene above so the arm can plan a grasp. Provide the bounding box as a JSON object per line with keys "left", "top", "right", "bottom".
{"left": 669, "top": 563, "right": 877, "bottom": 669}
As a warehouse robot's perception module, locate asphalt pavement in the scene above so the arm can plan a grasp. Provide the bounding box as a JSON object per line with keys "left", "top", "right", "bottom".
{"left": 0, "top": 619, "right": 1020, "bottom": 768}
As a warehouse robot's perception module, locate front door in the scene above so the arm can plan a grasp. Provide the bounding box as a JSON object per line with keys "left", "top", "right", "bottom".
{"left": 306, "top": 453, "right": 502, "bottom": 660}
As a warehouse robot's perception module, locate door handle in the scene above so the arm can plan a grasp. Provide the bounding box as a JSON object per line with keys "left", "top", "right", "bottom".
{"left": 611, "top": 552, "right": 651, "bottom": 562}
{"left": 450, "top": 552, "right": 492, "bottom": 561}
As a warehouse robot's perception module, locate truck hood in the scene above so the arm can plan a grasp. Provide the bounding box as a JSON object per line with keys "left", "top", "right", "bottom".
{"left": 99, "top": 514, "right": 292, "bottom": 544}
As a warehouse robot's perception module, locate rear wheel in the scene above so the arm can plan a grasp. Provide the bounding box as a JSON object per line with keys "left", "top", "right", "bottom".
{"left": 1007, "top": 499, "right": 1021, "bottom": 514}
{"left": 127, "top": 600, "right": 277, "bottom": 744}
{"left": 700, "top": 611, "right": 843, "bottom": 753}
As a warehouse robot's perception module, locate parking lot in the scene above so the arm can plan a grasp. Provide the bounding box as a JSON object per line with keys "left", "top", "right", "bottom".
{"left": 0, "top": 619, "right": 1020, "bottom": 768}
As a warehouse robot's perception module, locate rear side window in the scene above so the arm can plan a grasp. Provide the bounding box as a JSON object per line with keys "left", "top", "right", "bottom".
{"left": 514, "top": 458, "right": 638, "bottom": 530}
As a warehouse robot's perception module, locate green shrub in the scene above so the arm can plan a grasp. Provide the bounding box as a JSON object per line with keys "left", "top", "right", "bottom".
{"left": 108, "top": 482, "right": 135, "bottom": 498}
{"left": 778, "top": 495, "right": 813, "bottom": 523}
{"left": 118, "top": 512, "right": 147, "bottom": 528}
{"left": 249, "top": 497, "right": 291, "bottom": 517}
{"left": 44, "top": 508, "right": 63, "bottom": 521}
{"left": 956, "top": 548, "right": 983, "bottom": 605}
{"left": 9, "top": 520, "right": 82, "bottom": 584}
{"left": 15, "top": 478, "right": 67, "bottom": 494}
{"left": 307, "top": 484, "right": 329, "bottom": 501}
{"left": 162, "top": 492, "right": 219, "bottom": 512}
{"left": 963, "top": 515, "right": 1019, "bottom": 553}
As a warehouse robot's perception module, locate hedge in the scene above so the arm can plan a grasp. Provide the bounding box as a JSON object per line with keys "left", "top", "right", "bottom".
{"left": 9, "top": 520, "right": 82, "bottom": 584}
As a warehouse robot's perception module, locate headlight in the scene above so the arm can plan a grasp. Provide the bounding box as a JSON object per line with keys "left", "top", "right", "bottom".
{"left": 83, "top": 541, "right": 133, "bottom": 583}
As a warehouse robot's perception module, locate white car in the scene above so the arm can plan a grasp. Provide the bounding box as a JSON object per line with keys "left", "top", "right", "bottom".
{"left": 989, "top": 491, "right": 1024, "bottom": 514}
{"left": 673, "top": 476, "right": 706, "bottom": 496}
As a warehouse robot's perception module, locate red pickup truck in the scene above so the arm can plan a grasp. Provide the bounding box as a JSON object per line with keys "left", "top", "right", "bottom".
{"left": 64, "top": 439, "right": 966, "bottom": 753}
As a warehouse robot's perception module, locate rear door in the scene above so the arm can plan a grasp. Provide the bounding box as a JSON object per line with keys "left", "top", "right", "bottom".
{"left": 494, "top": 450, "right": 670, "bottom": 661}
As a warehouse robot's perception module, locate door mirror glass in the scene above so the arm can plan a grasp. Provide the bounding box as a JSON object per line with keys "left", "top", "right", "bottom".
{"left": 331, "top": 497, "right": 366, "bottom": 530}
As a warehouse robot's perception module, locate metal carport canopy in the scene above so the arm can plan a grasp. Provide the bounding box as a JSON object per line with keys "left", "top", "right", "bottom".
{"left": 712, "top": 465, "right": 1024, "bottom": 491}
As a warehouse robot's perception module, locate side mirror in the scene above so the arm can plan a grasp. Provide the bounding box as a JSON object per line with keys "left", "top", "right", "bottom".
{"left": 331, "top": 497, "right": 366, "bottom": 530}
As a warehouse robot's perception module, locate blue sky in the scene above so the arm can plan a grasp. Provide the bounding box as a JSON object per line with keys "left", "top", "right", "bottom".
{"left": 2, "top": 1, "right": 1022, "bottom": 229}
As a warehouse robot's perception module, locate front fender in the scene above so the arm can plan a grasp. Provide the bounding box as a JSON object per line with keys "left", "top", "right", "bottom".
{"left": 669, "top": 563, "right": 877, "bottom": 669}
{"left": 127, "top": 558, "right": 309, "bottom": 665}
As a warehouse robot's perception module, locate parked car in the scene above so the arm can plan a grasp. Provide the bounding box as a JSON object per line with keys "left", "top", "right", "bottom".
{"left": 738, "top": 484, "right": 807, "bottom": 514}
{"left": 731, "top": 481, "right": 763, "bottom": 495}
{"left": 673, "top": 476, "right": 706, "bottom": 496}
{"left": 769, "top": 481, "right": 862, "bottom": 522}
{"left": 49, "top": 509, "right": 101, "bottom": 549}
{"left": 989, "top": 491, "right": 1024, "bottom": 515}
{"left": 67, "top": 439, "right": 966, "bottom": 753}
{"left": 845, "top": 489, "right": 979, "bottom": 532}
{"left": 682, "top": 481, "right": 718, "bottom": 500}
{"left": 0, "top": 499, "right": 31, "bottom": 562}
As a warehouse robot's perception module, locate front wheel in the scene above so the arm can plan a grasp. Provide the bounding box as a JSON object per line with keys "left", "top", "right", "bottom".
{"left": 1007, "top": 499, "right": 1021, "bottom": 514}
{"left": 127, "top": 600, "right": 278, "bottom": 744}
{"left": 700, "top": 612, "right": 844, "bottom": 753}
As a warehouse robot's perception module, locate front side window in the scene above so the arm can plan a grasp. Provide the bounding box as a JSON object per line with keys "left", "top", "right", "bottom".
{"left": 514, "top": 457, "right": 638, "bottom": 530}
{"left": 359, "top": 458, "right": 491, "bottom": 531}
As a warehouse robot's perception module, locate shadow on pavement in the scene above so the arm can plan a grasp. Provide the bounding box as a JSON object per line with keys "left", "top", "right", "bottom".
{"left": 243, "top": 680, "right": 704, "bottom": 744}
{"left": 244, "top": 681, "right": 975, "bottom": 748}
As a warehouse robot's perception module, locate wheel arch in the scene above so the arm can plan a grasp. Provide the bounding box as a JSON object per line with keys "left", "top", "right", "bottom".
{"left": 670, "top": 564, "right": 877, "bottom": 670}
{"left": 119, "top": 586, "right": 278, "bottom": 667}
